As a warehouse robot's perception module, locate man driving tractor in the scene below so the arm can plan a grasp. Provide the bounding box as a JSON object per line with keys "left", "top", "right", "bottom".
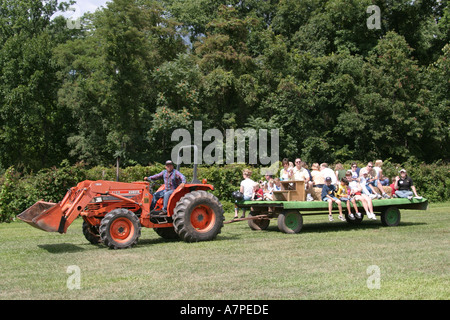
{"left": 145, "top": 160, "right": 186, "bottom": 214}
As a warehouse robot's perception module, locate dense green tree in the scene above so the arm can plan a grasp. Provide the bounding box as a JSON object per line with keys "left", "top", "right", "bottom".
{"left": 376, "top": 0, "right": 445, "bottom": 65}
{"left": 0, "top": 0, "right": 448, "bottom": 171}
{"left": 193, "top": 5, "right": 260, "bottom": 130}
{"left": 0, "top": 0, "right": 74, "bottom": 170}
{"left": 55, "top": 0, "right": 185, "bottom": 166}
{"left": 418, "top": 44, "right": 450, "bottom": 161}
{"left": 331, "top": 32, "right": 431, "bottom": 162}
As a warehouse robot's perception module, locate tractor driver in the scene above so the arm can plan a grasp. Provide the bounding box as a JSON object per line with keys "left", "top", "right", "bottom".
{"left": 145, "top": 160, "right": 186, "bottom": 214}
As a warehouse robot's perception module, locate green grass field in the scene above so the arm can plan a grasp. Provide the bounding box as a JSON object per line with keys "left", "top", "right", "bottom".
{"left": 0, "top": 202, "right": 448, "bottom": 300}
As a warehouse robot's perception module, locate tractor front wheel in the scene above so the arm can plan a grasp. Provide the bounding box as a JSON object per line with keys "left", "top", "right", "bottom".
{"left": 99, "top": 209, "right": 141, "bottom": 249}
{"left": 173, "top": 190, "right": 224, "bottom": 242}
{"left": 82, "top": 220, "right": 100, "bottom": 245}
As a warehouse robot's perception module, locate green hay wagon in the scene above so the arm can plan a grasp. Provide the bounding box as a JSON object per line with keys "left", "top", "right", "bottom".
{"left": 231, "top": 197, "right": 429, "bottom": 234}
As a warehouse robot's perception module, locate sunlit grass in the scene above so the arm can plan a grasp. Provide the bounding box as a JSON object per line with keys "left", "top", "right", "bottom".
{"left": 0, "top": 202, "right": 448, "bottom": 300}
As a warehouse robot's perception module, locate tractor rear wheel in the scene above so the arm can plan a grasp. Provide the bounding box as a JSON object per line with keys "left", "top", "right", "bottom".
{"left": 173, "top": 190, "right": 224, "bottom": 242}
{"left": 99, "top": 209, "right": 141, "bottom": 249}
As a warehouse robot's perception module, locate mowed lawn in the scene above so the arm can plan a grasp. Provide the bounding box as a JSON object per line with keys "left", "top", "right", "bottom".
{"left": 0, "top": 202, "right": 448, "bottom": 300}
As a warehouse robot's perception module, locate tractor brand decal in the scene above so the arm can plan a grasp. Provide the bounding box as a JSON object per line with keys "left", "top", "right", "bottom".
{"left": 111, "top": 190, "right": 141, "bottom": 195}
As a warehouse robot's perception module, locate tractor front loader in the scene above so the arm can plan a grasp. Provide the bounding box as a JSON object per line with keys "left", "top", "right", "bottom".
{"left": 18, "top": 175, "right": 224, "bottom": 249}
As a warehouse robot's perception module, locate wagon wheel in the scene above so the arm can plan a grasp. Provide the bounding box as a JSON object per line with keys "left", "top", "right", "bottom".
{"left": 277, "top": 210, "right": 303, "bottom": 234}
{"left": 248, "top": 212, "right": 270, "bottom": 230}
{"left": 381, "top": 206, "right": 401, "bottom": 226}
{"left": 99, "top": 208, "right": 141, "bottom": 249}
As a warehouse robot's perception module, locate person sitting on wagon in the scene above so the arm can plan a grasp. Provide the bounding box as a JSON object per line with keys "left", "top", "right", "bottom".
{"left": 321, "top": 176, "right": 345, "bottom": 222}
{"left": 336, "top": 177, "right": 355, "bottom": 220}
{"left": 145, "top": 160, "right": 186, "bottom": 214}
{"left": 234, "top": 169, "right": 255, "bottom": 219}
{"left": 252, "top": 182, "right": 264, "bottom": 201}
{"left": 394, "top": 169, "right": 422, "bottom": 200}
{"left": 360, "top": 162, "right": 390, "bottom": 199}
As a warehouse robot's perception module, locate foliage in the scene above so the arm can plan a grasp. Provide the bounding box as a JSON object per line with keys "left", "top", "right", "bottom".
{"left": 148, "top": 106, "right": 193, "bottom": 162}
{"left": 0, "top": 167, "right": 18, "bottom": 222}
{"left": 2, "top": 203, "right": 450, "bottom": 299}
{"left": 0, "top": 160, "right": 449, "bottom": 222}
{"left": 0, "top": 0, "right": 75, "bottom": 170}
{"left": 0, "top": 0, "right": 449, "bottom": 172}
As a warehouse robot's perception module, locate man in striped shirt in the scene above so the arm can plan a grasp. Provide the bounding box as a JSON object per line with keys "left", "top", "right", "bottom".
{"left": 145, "top": 160, "right": 186, "bottom": 214}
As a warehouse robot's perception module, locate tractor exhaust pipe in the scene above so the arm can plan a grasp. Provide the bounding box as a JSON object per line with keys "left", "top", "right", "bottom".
{"left": 176, "top": 144, "right": 200, "bottom": 184}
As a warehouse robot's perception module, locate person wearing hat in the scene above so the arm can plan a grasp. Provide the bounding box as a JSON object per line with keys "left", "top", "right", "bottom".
{"left": 321, "top": 176, "right": 345, "bottom": 222}
{"left": 145, "top": 160, "right": 186, "bottom": 214}
{"left": 394, "top": 169, "right": 422, "bottom": 200}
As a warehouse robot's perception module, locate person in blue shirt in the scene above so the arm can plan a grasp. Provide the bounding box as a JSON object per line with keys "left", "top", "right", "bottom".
{"left": 321, "top": 177, "right": 345, "bottom": 222}
{"left": 145, "top": 160, "right": 186, "bottom": 214}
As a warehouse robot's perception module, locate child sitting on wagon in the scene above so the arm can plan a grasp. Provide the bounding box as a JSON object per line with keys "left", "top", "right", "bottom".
{"left": 336, "top": 177, "right": 355, "bottom": 220}
{"left": 321, "top": 177, "right": 345, "bottom": 222}
{"left": 252, "top": 182, "right": 264, "bottom": 201}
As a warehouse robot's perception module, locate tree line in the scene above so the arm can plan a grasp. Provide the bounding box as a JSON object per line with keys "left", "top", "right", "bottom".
{"left": 0, "top": 0, "right": 448, "bottom": 173}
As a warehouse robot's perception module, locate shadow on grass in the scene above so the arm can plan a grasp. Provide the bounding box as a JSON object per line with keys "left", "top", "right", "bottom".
{"left": 35, "top": 221, "right": 428, "bottom": 252}
{"left": 137, "top": 232, "right": 242, "bottom": 246}
{"left": 38, "top": 243, "right": 87, "bottom": 253}
{"left": 262, "top": 220, "right": 427, "bottom": 234}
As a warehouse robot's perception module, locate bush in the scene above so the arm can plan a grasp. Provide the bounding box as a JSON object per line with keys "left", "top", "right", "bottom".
{"left": 0, "top": 167, "right": 18, "bottom": 222}
{"left": 0, "top": 160, "right": 448, "bottom": 223}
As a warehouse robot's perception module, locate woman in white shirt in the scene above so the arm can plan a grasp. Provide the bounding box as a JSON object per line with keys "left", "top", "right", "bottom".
{"left": 234, "top": 169, "right": 255, "bottom": 219}
{"left": 279, "top": 158, "right": 293, "bottom": 181}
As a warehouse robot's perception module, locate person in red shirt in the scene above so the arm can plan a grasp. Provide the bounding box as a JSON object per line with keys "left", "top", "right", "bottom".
{"left": 252, "top": 183, "right": 264, "bottom": 201}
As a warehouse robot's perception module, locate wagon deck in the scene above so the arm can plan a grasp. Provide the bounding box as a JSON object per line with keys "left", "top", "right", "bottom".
{"left": 236, "top": 197, "right": 428, "bottom": 213}
{"left": 232, "top": 197, "right": 429, "bottom": 233}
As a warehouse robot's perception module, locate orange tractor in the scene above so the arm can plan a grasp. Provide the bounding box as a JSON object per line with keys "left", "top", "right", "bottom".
{"left": 18, "top": 159, "right": 224, "bottom": 249}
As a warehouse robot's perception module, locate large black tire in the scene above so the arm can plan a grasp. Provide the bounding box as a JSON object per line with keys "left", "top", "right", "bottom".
{"left": 154, "top": 226, "right": 179, "bottom": 240}
{"left": 173, "top": 190, "right": 224, "bottom": 242}
{"left": 99, "top": 209, "right": 141, "bottom": 249}
{"left": 277, "top": 210, "right": 303, "bottom": 234}
{"left": 82, "top": 220, "right": 100, "bottom": 245}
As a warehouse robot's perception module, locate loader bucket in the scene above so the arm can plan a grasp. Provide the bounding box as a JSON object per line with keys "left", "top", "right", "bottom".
{"left": 17, "top": 201, "right": 66, "bottom": 233}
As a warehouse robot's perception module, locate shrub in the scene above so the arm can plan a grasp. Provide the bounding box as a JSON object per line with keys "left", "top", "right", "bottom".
{"left": 0, "top": 160, "right": 448, "bottom": 223}
{"left": 0, "top": 167, "right": 18, "bottom": 222}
